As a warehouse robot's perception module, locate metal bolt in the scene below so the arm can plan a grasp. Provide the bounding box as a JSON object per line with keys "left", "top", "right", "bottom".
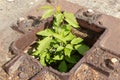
{"left": 83, "top": 9, "right": 94, "bottom": 17}
{"left": 87, "top": 9, "right": 94, "bottom": 13}
{"left": 111, "top": 58, "right": 118, "bottom": 64}
{"left": 18, "top": 72, "right": 28, "bottom": 79}
{"left": 30, "top": 2, "right": 34, "bottom": 5}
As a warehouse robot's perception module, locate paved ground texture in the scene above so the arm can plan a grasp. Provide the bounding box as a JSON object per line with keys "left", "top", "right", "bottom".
{"left": 68, "top": 0, "right": 120, "bottom": 18}
{"left": 0, "top": 0, "right": 46, "bottom": 79}
{"left": 0, "top": 0, "right": 120, "bottom": 80}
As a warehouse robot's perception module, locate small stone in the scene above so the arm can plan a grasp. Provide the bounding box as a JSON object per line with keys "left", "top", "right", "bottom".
{"left": 87, "top": 9, "right": 94, "bottom": 13}
{"left": 32, "top": 66, "right": 36, "bottom": 69}
{"left": 18, "top": 67, "right": 25, "bottom": 72}
{"left": 35, "top": 0, "right": 38, "bottom": 2}
{"left": 30, "top": 2, "right": 34, "bottom": 5}
{"left": 8, "top": 76, "right": 12, "bottom": 80}
{"left": 19, "top": 17, "right": 25, "bottom": 21}
{"left": 7, "top": 0, "right": 14, "bottom": 2}
{"left": 24, "top": 50, "right": 28, "bottom": 53}
{"left": 83, "top": 9, "right": 94, "bottom": 17}
{"left": 18, "top": 72, "right": 28, "bottom": 79}
{"left": 111, "top": 58, "right": 118, "bottom": 64}
{"left": 31, "top": 56, "right": 35, "bottom": 58}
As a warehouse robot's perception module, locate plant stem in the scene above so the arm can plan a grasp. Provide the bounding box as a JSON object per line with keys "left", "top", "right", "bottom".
{"left": 72, "top": 28, "right": 88, "bottom": 38}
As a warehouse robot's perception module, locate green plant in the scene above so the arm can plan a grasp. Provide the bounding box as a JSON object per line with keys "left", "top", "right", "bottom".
{"left": 31, "top": 5, "right": 89, "bottom": 72}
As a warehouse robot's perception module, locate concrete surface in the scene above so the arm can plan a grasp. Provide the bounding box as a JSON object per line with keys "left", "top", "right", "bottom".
{"left": 0, "top": 0, "right": 46, "bottom": 60}
{"left": 67, "top": 0, "right": 120, "bottom": 18}
{"left": 0, "top": 0, "right": 46, "bottom": 79}
{"left": 0, "top": 0, "right": 119, "bottom": 79}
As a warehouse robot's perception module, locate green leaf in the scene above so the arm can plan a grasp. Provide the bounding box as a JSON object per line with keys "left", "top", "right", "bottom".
{"left": 58, "top": 24, "right": 71, "bottom": 37}
{"left": 66, "top": 44, "right": 73, "bottom": 50}
{"left": 32, "top": 50, "right": 40, "bottom": 56}
{"left": 52, "top": 26, "right": 58, "bottom": 33}
{"left": 54, "top": 12, "right": 64, "bottom": 26}
{"left": 75, "top": 44, "right": 89, "bottom": 55}
{"left": 64, "top": 32, "right": 75, "bottom": 41}
{"left": 45, "top": 53, "right": 50, "bottom": 63}
{"left": 33, "top": 37, "right": 52, "bottom": 55}
{"left": 65, "top": 56, "right": 77, "bottom": 64}
{"left": 64, "top": 48, "right": 72, "bottom": 57}
{"left": 62, "top": 30, "right": 70, "bottom": 37}
{"left": 49, "top": 59, "right": 55, "bottom": 64}
{"left": 66, "top": 24, "right": 72, "bottom": 31}
{"left": 64, "top": 12, "right": 80, "bottom": 28}
{"left": 71, "top": 38, "right": 83, "bottom": 45}
{"left": 64, "top": 44, "right": 73, "bottom": 57}
{"left": 67, "top": 63, "right": 74, "bottom": 70}
{"left": 58, "top": 61, "right": 67, "bottom": 72}
{"left": 53, "top": 24, "right": 70, "bottom": 36}
{"left": 37, "top": 29, "right": 54, "bottom": 36}
{"left": 39, "top": 52, "right": 47, "bottom": 66}
{"left": 53, "top": 33, "right": 66, "bottom": 43}
{"left": 56, "top": 46, "right": 64, "bottom": 52}
{"left": 37, "top": 37, "right": 51, "bottom": 50}
{"left": 53, "top": 55, "right": 64, "bottom": 60}
{"left": 72, "top": 55, "right": 80, "bottom": 62}
{"left": 41, "top": 9, "right": 54, "bottom": 19}
{"left": 53, "top": 44, "right": 59, "bottom": 48}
